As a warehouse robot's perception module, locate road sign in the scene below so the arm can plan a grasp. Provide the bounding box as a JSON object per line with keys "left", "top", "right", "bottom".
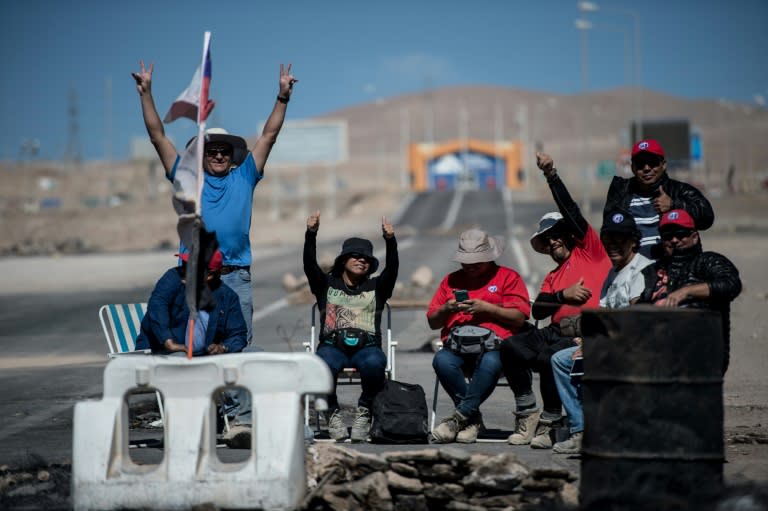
{"left": 258, "top": 120, "right": 349, "bottom": 165}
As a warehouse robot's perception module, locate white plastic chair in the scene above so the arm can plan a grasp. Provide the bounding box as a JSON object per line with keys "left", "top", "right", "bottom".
{"left": 99, "top": 303, "right": 164, "bottom": 424}
{"left": 303, "top": 302, "right": 397, "bottom": 428}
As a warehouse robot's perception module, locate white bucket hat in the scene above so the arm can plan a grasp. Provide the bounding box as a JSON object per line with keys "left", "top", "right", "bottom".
{"left": 453, "top": 228, "right": 505, "bottom": 264}
{"left": 530, "top": 212, "right": 564, "bottom": 254}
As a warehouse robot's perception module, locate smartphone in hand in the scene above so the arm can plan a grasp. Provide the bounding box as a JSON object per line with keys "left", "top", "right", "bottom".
{"left": 453, "top": 289, "right": 469, "bottom": 302}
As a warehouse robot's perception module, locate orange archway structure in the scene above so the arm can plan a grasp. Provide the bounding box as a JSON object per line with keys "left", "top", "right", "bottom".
{"left": 409, "top": 139, "right": 523, "bottom": 191}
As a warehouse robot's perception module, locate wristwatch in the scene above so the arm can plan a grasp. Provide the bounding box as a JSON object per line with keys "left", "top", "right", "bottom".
{"left": 277, "top": 95, "right": 289, "bottom": 104}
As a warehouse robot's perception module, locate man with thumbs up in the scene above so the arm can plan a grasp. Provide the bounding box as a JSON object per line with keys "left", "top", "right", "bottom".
{"left": 499, "top": 152, "right": 611, "bottom": 449}
{"left": 603, "top": 139, "right": 714, "bottom": 258}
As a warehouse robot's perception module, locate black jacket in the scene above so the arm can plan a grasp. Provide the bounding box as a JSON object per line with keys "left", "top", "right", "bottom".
{"left": 639, "top": 244, "right": 741, "bottom": 374}
{"left": 603, "top": 173, "right": 715, "bottom": 231}
{"left": 303, "top": 231, "right": 398, "bottom": 347}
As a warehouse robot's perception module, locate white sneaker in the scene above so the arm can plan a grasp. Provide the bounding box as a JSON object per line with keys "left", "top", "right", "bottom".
{"left": 327, "top": 409, "right": 349, "bottom": 441}
{"left": 350, "top": 407, "right": 370, "bottom": 443}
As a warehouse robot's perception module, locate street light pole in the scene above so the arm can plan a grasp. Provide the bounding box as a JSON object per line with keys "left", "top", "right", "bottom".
{"left": 574, "top": 17, "right": 593, "bottom": 218}
{"left": 578, "top": 1, "right": 643, "bottom": 140}
{"left": 574, "top": 18, "right": 591, "bottom": 91}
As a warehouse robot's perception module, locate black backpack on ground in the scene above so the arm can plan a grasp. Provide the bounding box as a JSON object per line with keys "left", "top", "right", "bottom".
{"left": 369, "top": 379, "right": 429, "bottom": 444}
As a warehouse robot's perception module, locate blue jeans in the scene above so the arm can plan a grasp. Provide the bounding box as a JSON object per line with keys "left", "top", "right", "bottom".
{"left": 551, "top": 346, "right": 583, "bottom": 434}
{"left": 220, "top": 270, "right": 255, "bottom": 426}
{"left": 316, "top": 345, "right": 387, "bottom": 410}
{"left": 432, "top": 348, "right": 502, "bottom": 418}
{"left": 221, "top": 269, "right": 253, "bottom": 346}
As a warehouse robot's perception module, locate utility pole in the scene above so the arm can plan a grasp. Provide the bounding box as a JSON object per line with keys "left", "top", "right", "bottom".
{"left": 494, "top": 103, "right": 504, "bottom": 187}
{"left": 400, "top": 107, "right": 410, "bottom": 190}
{"left": 423, "top": 77, "right": 434, "bottom": 145}
{"left": 104, "top": 77, "right": 112, "bottom": 162}
{"left": 64, "top": 84, "right": 82, "bottom": 166}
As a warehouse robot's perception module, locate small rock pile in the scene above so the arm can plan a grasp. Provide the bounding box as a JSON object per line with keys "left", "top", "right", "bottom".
{"left": 303, "top": 445, "right": 579, "bottom": 511}
{"left": 0, "top": 457, "right": 71, "bottom": 510}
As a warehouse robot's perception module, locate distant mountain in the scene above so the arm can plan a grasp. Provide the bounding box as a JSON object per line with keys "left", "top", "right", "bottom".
{"left": 247, "top": 85, "right": 768, "bottom": 193}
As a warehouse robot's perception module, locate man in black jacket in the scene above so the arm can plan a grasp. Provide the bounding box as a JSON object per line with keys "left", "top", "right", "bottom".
{"left": 639, "top": 209, "right": 741, "bottom": 374}
{"left": 603, "top": 139, "right": 714, "bottom": 258}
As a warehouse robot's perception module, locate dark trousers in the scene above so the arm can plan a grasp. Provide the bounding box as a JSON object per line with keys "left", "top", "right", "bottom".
{"left": 499, "top": 324, "right": 576, "bottom": 415}
{"left": 316, "top": 345, "right": 387, "bottom": 410}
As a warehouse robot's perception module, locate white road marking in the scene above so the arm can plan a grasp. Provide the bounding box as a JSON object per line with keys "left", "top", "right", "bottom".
{"left": 502, "top": 188, "right": 533, "bottom": 282}
{"left": 510, "top": 237, "right": 530, "bottom": 278}
{"left": 440, "top": 190, "right": 464, "bottom": 231}
{"left": 252, "top": 297, "right": 290, "bottom": 322}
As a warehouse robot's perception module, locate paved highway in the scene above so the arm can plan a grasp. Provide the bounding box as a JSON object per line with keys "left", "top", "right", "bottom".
{"left": 0, "top": 189, "right": 662, "bottom": 476}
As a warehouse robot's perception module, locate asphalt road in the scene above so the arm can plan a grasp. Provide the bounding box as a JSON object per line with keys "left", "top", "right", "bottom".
{"left": 1, "top": 189, "right": 765, "bottom": 489}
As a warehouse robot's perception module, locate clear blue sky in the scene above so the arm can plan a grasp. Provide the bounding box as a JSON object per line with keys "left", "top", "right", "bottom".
{"left": 1, "top": 0, "right": 766, "bottom": 161}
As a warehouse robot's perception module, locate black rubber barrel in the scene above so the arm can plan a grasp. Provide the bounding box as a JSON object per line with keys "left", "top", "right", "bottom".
{"left": 579, "top": 306, "right": 724, "bottom": 511}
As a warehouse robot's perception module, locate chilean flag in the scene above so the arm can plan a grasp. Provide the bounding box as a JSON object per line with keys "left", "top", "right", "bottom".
{"left": 163, "top": 31, "right": 215, "bottom": 124}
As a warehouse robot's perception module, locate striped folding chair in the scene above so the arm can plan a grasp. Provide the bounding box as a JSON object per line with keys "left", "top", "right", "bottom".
{"left": 98, "top": 303, "right": 164, "bottom": 424}
{"left": 99, "top": 303, "right": 148, "bottom": 356}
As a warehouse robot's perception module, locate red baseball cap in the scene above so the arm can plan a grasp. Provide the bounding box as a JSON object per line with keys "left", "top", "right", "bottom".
{"left": 176, "top": 249, "right": 224, "bottom": 271}
{"left": 631, "top": 139, "right": 665, "bottom": 158}
{"left": 659, "top": 209, "right": 695, "bottom": 230}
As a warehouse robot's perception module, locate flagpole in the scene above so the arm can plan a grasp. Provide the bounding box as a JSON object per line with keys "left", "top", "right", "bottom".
{"left": 188, "top": 31, "right": 211, "bottom": 359}
{"left": 195, "top": 31, "right": 211, "bottom": 217}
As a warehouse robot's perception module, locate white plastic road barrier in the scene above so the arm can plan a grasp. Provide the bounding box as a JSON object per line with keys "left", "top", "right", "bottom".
{"left": 72, "top": 352, "right": 332, "bottom": 511}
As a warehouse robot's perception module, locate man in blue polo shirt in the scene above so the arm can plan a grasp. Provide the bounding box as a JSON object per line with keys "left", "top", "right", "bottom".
{"left": 132, "top": 61, "right": 297, "bottom": 345}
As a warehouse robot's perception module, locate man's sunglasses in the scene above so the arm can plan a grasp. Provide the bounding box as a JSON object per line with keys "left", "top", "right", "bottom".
{"left": 205, "top": 147, "right": 232, "bottom": 157}
{"left": 540, "top": 231, "right": 567, "bottom": 243}
{"left": 660, "top": 229, "right": 694, "bottom": 241}
{"left": 632, "top": 155, "right": 664, "bottom": 169}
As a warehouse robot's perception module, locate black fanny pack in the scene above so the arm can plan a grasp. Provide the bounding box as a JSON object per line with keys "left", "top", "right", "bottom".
{"left": 446, "top": 325, "right": 499, "bottom": 355}
{"left": 326, "top": 328, "right": 376, "bottom": 353}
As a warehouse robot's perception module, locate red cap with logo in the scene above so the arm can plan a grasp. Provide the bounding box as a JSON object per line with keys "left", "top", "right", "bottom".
{"left": 176, "top": 249, "right": 224, "bottom": 271}
{"left": 631, "top": 139, "right": 665, "bottom": 158}
{"left": 659, "top": 209, "right": 695, "bottom": 230}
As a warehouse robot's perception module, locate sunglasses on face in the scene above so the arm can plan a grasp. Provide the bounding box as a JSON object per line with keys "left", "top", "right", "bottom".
{"left": 346, "top": 253, "right": 370, "bottom": 262}
{"left": 660, "top": 229, "right": 694, "bottom": 241}
{"left": 632, "top": 155, "right": 664, "bottom": 169}
{"left": 541, "top": 232, "right": 566, "bottom": 243}
{"left": 205, "top": 146, "right": 232, "bottom": 157}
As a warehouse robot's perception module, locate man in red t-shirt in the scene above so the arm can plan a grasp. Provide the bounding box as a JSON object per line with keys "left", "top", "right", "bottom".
{"left": 428, "top": 228, "right": 531, "bottom": 444}
{"left": 500, "top": 152, "right": 611, "bottom": 449}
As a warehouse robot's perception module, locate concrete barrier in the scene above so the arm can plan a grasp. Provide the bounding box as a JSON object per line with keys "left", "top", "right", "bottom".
{"left": 72, "top": 353, "right": 333, "bottom": 511}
